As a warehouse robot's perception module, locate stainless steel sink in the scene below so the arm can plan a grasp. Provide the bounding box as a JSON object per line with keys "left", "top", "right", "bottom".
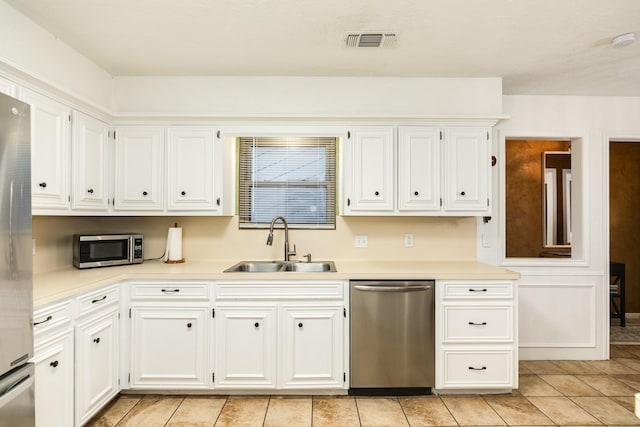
{"left": 224, "top": 260, "right": 336, "bottom": 273}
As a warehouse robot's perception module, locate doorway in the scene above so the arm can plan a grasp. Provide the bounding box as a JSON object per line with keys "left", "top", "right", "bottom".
{"left": 609, "top": 140, "right": 640, "bottom": 342}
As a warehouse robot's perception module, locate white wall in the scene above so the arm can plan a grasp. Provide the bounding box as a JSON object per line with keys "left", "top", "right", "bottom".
{"left": 112, "top": 76, "right": 502, "bottom": 118}
{"left": 0, "top": 1, "right": 113, "bottom": 111}
{"left": 478, "top": 95, "right": 640, "bottom": 360}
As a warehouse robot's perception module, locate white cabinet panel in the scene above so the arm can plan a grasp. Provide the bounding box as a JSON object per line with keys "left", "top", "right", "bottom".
{"left": 75, "top": 310, "right": 119, "bottom": 426}
{"left": 443, "top": 305, "right": 513, "bottom": 342}
{"left": 21, "top": 89, "right": 71, "bottom": 210}
{"left": 34, "top": 330, "right": 74, "bottom": 427}
{"left": 280, "top": 305, "right": 344, "bottom": 389}
{"left": 114, "top": 127, "right": 164, "bottom": 210}
{"left": 71, "top": 111, "right": 110, "bottom": 210}
{"left": 344, "top": 127, "right": 394, "bottom": 213}
{"left": 131, "top": 307, "right": 209, "bottom": 389}
{"left": 167, "top": 127, "right": 220, "bottom": 211}
{"left": 443, "top": 127, "right": 490, "bottom": 212}
{"left": 398, "top": 127, "right": 441, "bottom": 211}
{"left": 441, "top": 349, "right": 513, "bottom": 388}
{"left": 214, "top": 304, "right": 277, "bottom": 389}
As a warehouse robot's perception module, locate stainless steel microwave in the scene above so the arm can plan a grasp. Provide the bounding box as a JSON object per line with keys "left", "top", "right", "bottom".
{"left": 73, "top": 234, "right": 143, "bottom": 269}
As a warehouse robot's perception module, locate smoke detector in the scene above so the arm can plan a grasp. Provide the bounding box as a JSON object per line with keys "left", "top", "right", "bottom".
{"left": 345, "top": 32, "right": 397, "bottom": 48}
{"left": 612, "top": 32, "right": 636, "bottom": 48}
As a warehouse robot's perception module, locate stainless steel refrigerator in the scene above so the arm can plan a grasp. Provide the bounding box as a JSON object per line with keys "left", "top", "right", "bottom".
{"left": 0, "top": 92, "right": 35, "bottom": 426}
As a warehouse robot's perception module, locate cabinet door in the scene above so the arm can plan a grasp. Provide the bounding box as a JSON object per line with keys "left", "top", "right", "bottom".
{"left": 442, "top": 127, "right": 490, "bottom": 213}
{"left": 21, "top": 89, "right": 71, "bottom": 210}
{"left": 71, "top": 111, "right": 110, "bottom": 211}
{"left": 398, "top": 127, "right": 441, "bottom": 212}
{"left": 280, "top": 305, "right": 344, "bottom": 389}
{"left": 114, "top": 127, "right": 164, "bottom": 210}
{"left": 33, "top": 330, "right": 74, "bottom": 427}
{"left": 75, "top": 310, "right": 119, "bottom": 426}
{"left": 214, "top": 304, "right": 276, "bottom": 389}
{"left": 167, "top": 127, "right": 220, "bottom": 211}
{"left": 344, "top": 127, "right": 394, "bottom": 213}
{"left": 131, "top": 306, "right": 208, "bottom": 389}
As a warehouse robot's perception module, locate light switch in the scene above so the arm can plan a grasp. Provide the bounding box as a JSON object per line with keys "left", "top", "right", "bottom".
{"left": 481, "top": 233, "right": 492, "bottom": 248}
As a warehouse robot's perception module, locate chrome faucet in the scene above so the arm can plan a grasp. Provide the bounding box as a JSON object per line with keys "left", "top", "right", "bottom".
{"left": 266, "top": 216, "right": 296, "bottom": 261}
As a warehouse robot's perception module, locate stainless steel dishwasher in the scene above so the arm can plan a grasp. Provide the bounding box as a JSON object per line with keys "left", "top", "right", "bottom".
{"left": 350, "top": 280, "right": 435, "bottom": 395}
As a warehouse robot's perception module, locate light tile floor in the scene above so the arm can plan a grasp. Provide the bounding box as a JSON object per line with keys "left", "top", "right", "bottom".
{"left": 88, "top": 344, "right": 640, "bottom": 427}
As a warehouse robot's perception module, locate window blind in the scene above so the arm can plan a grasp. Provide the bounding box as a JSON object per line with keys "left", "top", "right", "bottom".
{"left": 238, "top": 136, "right": 337, "bottom": 229}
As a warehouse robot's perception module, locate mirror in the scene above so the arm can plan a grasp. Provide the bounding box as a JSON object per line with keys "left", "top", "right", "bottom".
{"left": 543, "top": 151, "right": 571, "bottom": 247}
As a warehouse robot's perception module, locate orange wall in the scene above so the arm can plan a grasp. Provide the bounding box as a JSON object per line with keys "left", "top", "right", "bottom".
{"left": 505, "top": 139, "right": 571, "bottom": 258}
{"left": 610, "top": 141, "right": 640, "bottom": 313}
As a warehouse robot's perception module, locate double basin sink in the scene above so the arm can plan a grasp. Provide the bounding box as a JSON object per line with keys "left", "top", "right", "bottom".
{"left": 224, "top": 260, "right": 337, "bottom": 273}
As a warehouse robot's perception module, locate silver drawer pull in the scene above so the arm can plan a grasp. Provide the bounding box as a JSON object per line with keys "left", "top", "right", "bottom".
{"left": 468, "top": 321, "right": 487, "bottom": 326}
{"left": 468, "top": 288, "right": 487, "bottom": 293}
{"left": 161, "top": 289, "right": 180, "bottom": 293}
{"left": 354, "top": 285, "right": 432, "bottom": 292}
{"left": 468, "top": 366, "right": 487, "bottom": 371}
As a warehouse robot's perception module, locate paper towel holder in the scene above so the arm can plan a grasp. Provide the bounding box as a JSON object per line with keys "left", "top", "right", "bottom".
{"left": 164, "top": 222, "right": 186, "bottom": 264}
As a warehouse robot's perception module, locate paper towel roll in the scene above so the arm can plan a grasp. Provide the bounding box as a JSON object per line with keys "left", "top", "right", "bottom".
{"left": 163, "top": 225, "right": 183, "bottom": 262}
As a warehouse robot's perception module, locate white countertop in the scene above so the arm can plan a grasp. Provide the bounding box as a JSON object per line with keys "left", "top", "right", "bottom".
{"left": 33, "top": 259, "right": 520, "bottom": 307}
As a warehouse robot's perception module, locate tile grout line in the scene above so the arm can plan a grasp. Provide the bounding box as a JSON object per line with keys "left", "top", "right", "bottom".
{"left": 395, "top": 396, "right": 412, "bottom": 427}
{"left": 162, "top": 395, "right": 187, "bottom": 427}
{"left": 261, "top": 395, "right": 271, "bottom": 427}
{"left": 113, "top": 395, "right": 144, "bottom": 427}
{"left": 353, "top": 396, "right": 362, "bottom": 427}
{"left": 438, "top": 395, "right": 462, "bottom": 427}
{"left": 479, "top": 395, "right": 509, "bottom": 427}
{"left": 212, "top": 396, "right": 228, "bottom": 427}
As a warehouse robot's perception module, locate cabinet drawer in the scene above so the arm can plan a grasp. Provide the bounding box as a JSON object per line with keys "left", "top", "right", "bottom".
{"left": 130, "top": 282, "right": 209, "bottom": 301}
{"left": 33, "top": 300, "right": 73, "bottom": 338}
{"left": 442, "top": 282, "right": 513, "bottom": 299}
{"left": 215, "top": 281, "right": 344, "bottom": 300}
{"left": 443, "top": 305, "right": 513, "bottom": 343}
{"left": 441, "top": 349, "right": 513, "bottom": 388}
{"left": 76, "top": 285, "right": 119, "bottom": 318}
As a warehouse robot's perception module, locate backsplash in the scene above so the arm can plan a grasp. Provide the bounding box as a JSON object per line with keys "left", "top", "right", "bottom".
{"left": 32, "top": 215, "right": 477, "bottom": 274}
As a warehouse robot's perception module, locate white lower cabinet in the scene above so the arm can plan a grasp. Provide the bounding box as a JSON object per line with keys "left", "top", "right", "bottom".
{"left": 213, "top": 281, "right": 347, "bottom": 391}
{"left": 280, "top": 305, "right": 344, "bottom": 389}
{"left": 435, "top": 280, "right": 517, "bottom": 392}
{"left": 214, "top": 304, "right": 277, "bottom": 389}
{"left": 33, "top": 329, "right": 74, "bottom": 427}
{"left": 75, "top": 309, "right": 119, "bottom": 426}
{"left": 130, "top": 306, "right": 209, "bottom": 389}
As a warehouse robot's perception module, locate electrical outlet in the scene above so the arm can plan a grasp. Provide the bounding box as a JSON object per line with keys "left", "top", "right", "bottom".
{"left": 404, "top": 233, "right": 414, "bottom": 248}
{"left": 355, "top": 235, "right": 368, "bottom": 248}
{"left": 482, "top": 233, "right": 492, "bottom": 248}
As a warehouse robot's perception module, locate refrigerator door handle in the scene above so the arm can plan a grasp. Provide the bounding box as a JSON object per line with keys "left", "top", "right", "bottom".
{"left": 0, "top": 374, "right": 33, "bottom": 410}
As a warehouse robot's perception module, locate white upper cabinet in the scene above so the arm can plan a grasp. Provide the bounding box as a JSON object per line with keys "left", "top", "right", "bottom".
{"left": 167, "top": 127, "right": 221, "bottom": 212}
{"left": 343, "top": 127, "right": 395, "bottom": 213}
{"left": 114, "top": 127, "right": 164, "bottom": 211}
{"left": 21, "top": 89, "right": 71, "bottom": 210}
{"left": 71, "top": 112, "right": 110, "bottom": 211}
{"left": 342, "top": 125, "right": 491, "bottom": 216}
{"left": 398, "top": 126, "right": 441, "bottom": 212}
{"left": 442, "top": 127, "right": 490, "bottom": 213}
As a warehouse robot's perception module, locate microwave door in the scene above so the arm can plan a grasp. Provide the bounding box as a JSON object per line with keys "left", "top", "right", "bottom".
{"left": 0, "top": 93, "right": 33, "bottom": 376}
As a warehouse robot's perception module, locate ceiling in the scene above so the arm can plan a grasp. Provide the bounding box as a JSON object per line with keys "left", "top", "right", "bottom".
{"left": 5, "top": 0, "right": 640, "bottom": 96}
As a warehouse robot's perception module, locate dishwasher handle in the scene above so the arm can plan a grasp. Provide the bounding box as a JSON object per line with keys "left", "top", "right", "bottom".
{"left": 353, "top": 284, "right": 432, "bottom": 292}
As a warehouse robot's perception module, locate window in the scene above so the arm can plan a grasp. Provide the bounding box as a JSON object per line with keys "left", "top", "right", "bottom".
{"left": 238, "top": 136, "right": 337, "bottom": 229}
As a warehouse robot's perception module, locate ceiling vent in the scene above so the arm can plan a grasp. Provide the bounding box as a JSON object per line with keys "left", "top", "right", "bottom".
{"left": 345, "top": 32, "right": 397, "bottom": 48}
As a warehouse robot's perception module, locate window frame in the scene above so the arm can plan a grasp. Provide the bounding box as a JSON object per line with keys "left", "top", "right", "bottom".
{"left": 237, "top": 136, "right": 337, "bottom": 230}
